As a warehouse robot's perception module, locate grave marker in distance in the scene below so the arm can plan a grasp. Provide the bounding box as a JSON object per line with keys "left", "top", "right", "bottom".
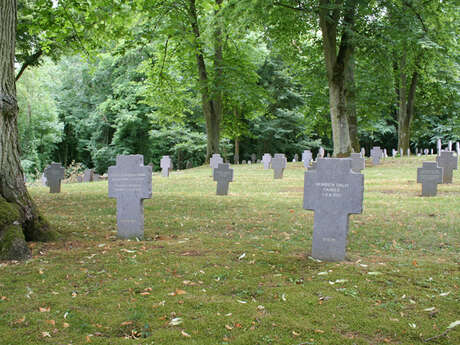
{"left": 108, "top": 155, "right": 152, "bottom": 238}
{"left": 350, "top": 153, "right": 365, "bottom": 173}
{"left": 160, "top": 156, "right": 173, "bottom": 177}
{"left": 213, "top": 163, "right": 233, "bottom": 195}
{"left": 271, "top": 154, "right": 287, "bottom": 179}
{"left": 262, "top": 154, "right": 272, "bottom": 169}
{"left": 44, "top": 163, "right": 65, "bottom": 193}
{"left": 303, "top": 158, "right": 364, "bottom": 261}
{"left": 436, "top": 151, "right": 458, "bottom": 184}
{"left": 370, "top": 146, "right": 382, "bottom": 165}
{"left": 417, "top": 162, "right": 443, "bottom": 196}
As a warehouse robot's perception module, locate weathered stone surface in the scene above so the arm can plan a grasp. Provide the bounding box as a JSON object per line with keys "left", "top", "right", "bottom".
{"left": 360, "top": 147, "right": 365, "bottom": 157}
{"left": 213, "top": 163, "right": 233, "bottom": 195}
{"left": 242, "top": 160, "right": 247, "bottom": 164}
{"left": 437, "top": 139, "right": 442, "bottom": 154}
{"left": 303, "top": 158, "right": 364, "bottom": 262}
{"left": 370, "top": 147, "right": 382, "bottom": 165}
{"left": 293, "top": 153, "right": 299, "bottom": 162}
{"left": 233, "top": 154, "right": 239, "bottom": 165}
{"left": 83, "top": 169, "right": 93, "bottom": 182}
{"left": 160, "top": 156, "right": 173, "bottom": 177}
{"left": 210, "top": 154, "right": 223, "bottom": 171}
{"left": 108, "top": 155, "right": 152, "bottom": 239}
{"left": 318, "top": 147, "right": 325, "bottom": 159}
{"left": 302, "top": 150, "right": 312, "bottom": 168}
{"left": 44, "top": 163, "right": 65, "bottom": 193}
{"left": 350, "top": 153, "right": 365, "bottom": 173}
{"left": 271, "top": 154, "right": 287, "bottom": 179}
{"left": 262, "top": 154, "right": 272, "bottom": 169}
{"left": 436, "top": 151, "right": 458, "bottom": 184}
{"left": 251, "top": 153, "right": 257, "bottom": 163}
{"left": 417, "top": 162, "right": 443, "bottom": 196}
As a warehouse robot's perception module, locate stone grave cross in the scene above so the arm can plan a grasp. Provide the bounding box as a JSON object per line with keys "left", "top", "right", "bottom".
{"left": 262, "top": 153, "right": 272, "bottom": 169}
{"left": 350, "top": 153, "right": 365, "bottom": 173}
{"left": 44, "top": 163, "right": 65, "bottom": 193}
{"left": 213, "top": 163, "right": 234, "bottom": 195}
{"left": 417, "top": 162, "right": 443, "bottom": 196}
{"left": 303, "top": 158, "right": 364, "bottom": 261}
{"left": 302, "top": 150, "right": 312, "bottom": 168}
{"left": 108, "top": 155, "right": 152, "bottom": 238}
{"left": 436, "top": 151, "right": 458, "bottom": 184}
{"left": 271, "top": 154, "right": 287, "bottom": 179}
{"left": 370, "top": 146, "right": 382, "bottom": 165}
{"left": 160, "top": 156, "right": 173, "bottom": 177}
{"left": 210, "top": 154, "right": 223, "bottom": 171}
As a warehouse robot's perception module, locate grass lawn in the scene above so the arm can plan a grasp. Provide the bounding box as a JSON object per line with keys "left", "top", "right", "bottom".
{"left": 1, "top": 156, "right": 459, "bottom": 345}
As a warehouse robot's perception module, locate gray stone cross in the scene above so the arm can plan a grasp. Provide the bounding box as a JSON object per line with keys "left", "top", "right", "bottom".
{"left": 44, "top": 163, "right": 65, "bottom": 193}
{"left": 271, "top": 154, "right": 287, "bottom": 179}
{"left": 303, "top": 158, "right": 364, "bottom": 262}
{"left": 108, "top": 155, "right": 152, "bottom": 238}
{"left": 350, "top": 153, "right": 365, "bottom": 173}
{"left": 210, "top": 154, "right": 223, "bottom": 171}
{"left": 436, "top": 151, "right": 458, "bottom": 184}
{"left": 302, "top": 150, "right": 312, "bottom": 168}
{"left": 370, "top": 146, "right": 382, "bottom": 165}
{"left": 262, "top": 153, "right": 272, "bottom": 169}
{"left": 160, "top": 156, "right": 172, "bottom": 177}
{"left": 213, "top": 163, "right": 233, "bottom": 195}
{"left": 417, "top": 162, "right": 443, "bottom": 196}
{"left": 251, "top": 153, "right": 257, "bottom": 163}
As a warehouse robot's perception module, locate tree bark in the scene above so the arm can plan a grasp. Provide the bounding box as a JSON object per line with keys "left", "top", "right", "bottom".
{"left": 345, "top": 54, "right": 359, "bottom": 152}
{"left": 397, "top": 53, "right": 418, "bottom": 151}
{"left": 188, "top": 0, "right": 223, "bottom": 161}
{"left": 319, "top": 0, "right": 357, "bottom": 157}
{"left": 0, "top": 0, "right": 54, "bottom": 260}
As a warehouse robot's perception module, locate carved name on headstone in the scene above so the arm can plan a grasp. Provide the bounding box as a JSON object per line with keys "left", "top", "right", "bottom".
{"left": 303, "top": 158, "right": 364, "bottom": 261}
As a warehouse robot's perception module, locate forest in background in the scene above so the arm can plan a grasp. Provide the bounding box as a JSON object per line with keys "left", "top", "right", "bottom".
{"left": 15, "top": 0, "right": 459, "bottom": 177}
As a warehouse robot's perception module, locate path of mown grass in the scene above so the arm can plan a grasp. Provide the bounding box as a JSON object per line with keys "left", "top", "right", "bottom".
{"left": 1, "top": 156, "right": 459, "bottom": 345}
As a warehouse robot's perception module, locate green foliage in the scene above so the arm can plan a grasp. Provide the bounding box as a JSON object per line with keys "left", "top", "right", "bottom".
{"left": 16, "top": 64, "right": 64, "bottom": 177}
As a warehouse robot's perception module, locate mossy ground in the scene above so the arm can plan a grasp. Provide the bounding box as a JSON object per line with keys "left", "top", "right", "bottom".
{"left": 0, "top": 156, "right": 458, "bottom": 344}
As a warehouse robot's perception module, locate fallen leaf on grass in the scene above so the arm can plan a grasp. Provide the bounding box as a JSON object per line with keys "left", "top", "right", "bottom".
{"left": 292, "top": 331, "right": 300, "bottom": 336}
{"left": 409, "top": 323, "right": 417, "bottom": 329}
{"left": 367, "top": 272, "right": 382, "bottom": 275}
{"left": 140, "top": 292, "right": 150, "bottom": 296}
{"left": 169, "top": 289, "right": 187, "bottom": 296}
{"left": 39, "top": 306, "right": 51, "bottom": 312}
{"left": 314, "top": 329, "right": 325, "bottom": 333}
{"left": 181, "top": 330, "right": 191, "bottom": 338}
{"left": 120, "top": 321, "right": 133, "bottom": 326}
{"left": 424, "top": 307, "right": 435, "bottom": 312}
{"left": 447, "top": 320, "right": 460, "bottom": 329}
{"left": 45, "top": 320, "right": 55, "bottom": 326}
{"left": 169, "top": 318, "right": 183, "bottom": 326}
{"left": 1, "top": 296, "right": 7, "bottom": 301}
{"left": 237, "top": 300, "right": 247, "bottom": 304}
{"left": 238, "top": 253, "right": 246, "bottom": 260}
{"left": 439, "top": 291, "right": 450, "bottom": 297}
{"left": 225, "top": 324, "right": 233, "bottom": 330}
{"left": 41, "top": 331, "right": 51, "bottom": 338}
{"left": 63, "top": 322, "right": 70, "bottom": 328}
{"left": 14, "top": 316, "right": 26, "bottom": 324}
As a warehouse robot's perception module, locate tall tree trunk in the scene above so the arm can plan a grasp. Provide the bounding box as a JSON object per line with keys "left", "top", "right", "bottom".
{"left": 233, "top": 106, "right": 240, "bottom": 164}
{"left": 397, "top": 53, "right": 418, "bottom": 151}
{"left": 0, "top": 0, "right": 54, "bottom": 261}
{"left": 345, "top": 54, "right": 359, "bottom": 152}
{"left": 319, "top": 0, "right": 357, "bottom": 157}
{"left": 188, "top": 0, "right": 222, "bottom": 161}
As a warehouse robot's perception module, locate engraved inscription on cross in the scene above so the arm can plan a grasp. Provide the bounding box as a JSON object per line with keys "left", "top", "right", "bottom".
{"left": 160, "top": 156, "right": 172, "bottom": 177}
{"left": 303, "top": 159, "right": 364, "bottom": 262}
{"left": 271, "top": 154, "right": 287, "bottom": 179}
{"left": 213, "top": 163, "right": 233, "bottom": 195}
{"left": 370, "top": 146, "right": 382, "bottom": 165}
{"left": 417, "top": 162, "right": 443, "bottom": 196}
{"left": 108, "top": 155, "right": 152, "bottom": 239}
{"left": 44, "top": 162, "right": 65, "bottom": 193}
{"left": 436, "top": 151, "right": 458, "bottom": 184}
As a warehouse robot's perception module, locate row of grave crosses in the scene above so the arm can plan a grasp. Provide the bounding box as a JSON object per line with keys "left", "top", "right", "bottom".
{"left": 417, "top": 151, "right": 458, "bottom": 196}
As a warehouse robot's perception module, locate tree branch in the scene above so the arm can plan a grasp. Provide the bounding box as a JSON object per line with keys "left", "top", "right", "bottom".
{"left": 15, "top": 49, "right": 42, "bottom": 81}
{"left": 273, "top": 1, "right": 308, "bottom": 12}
